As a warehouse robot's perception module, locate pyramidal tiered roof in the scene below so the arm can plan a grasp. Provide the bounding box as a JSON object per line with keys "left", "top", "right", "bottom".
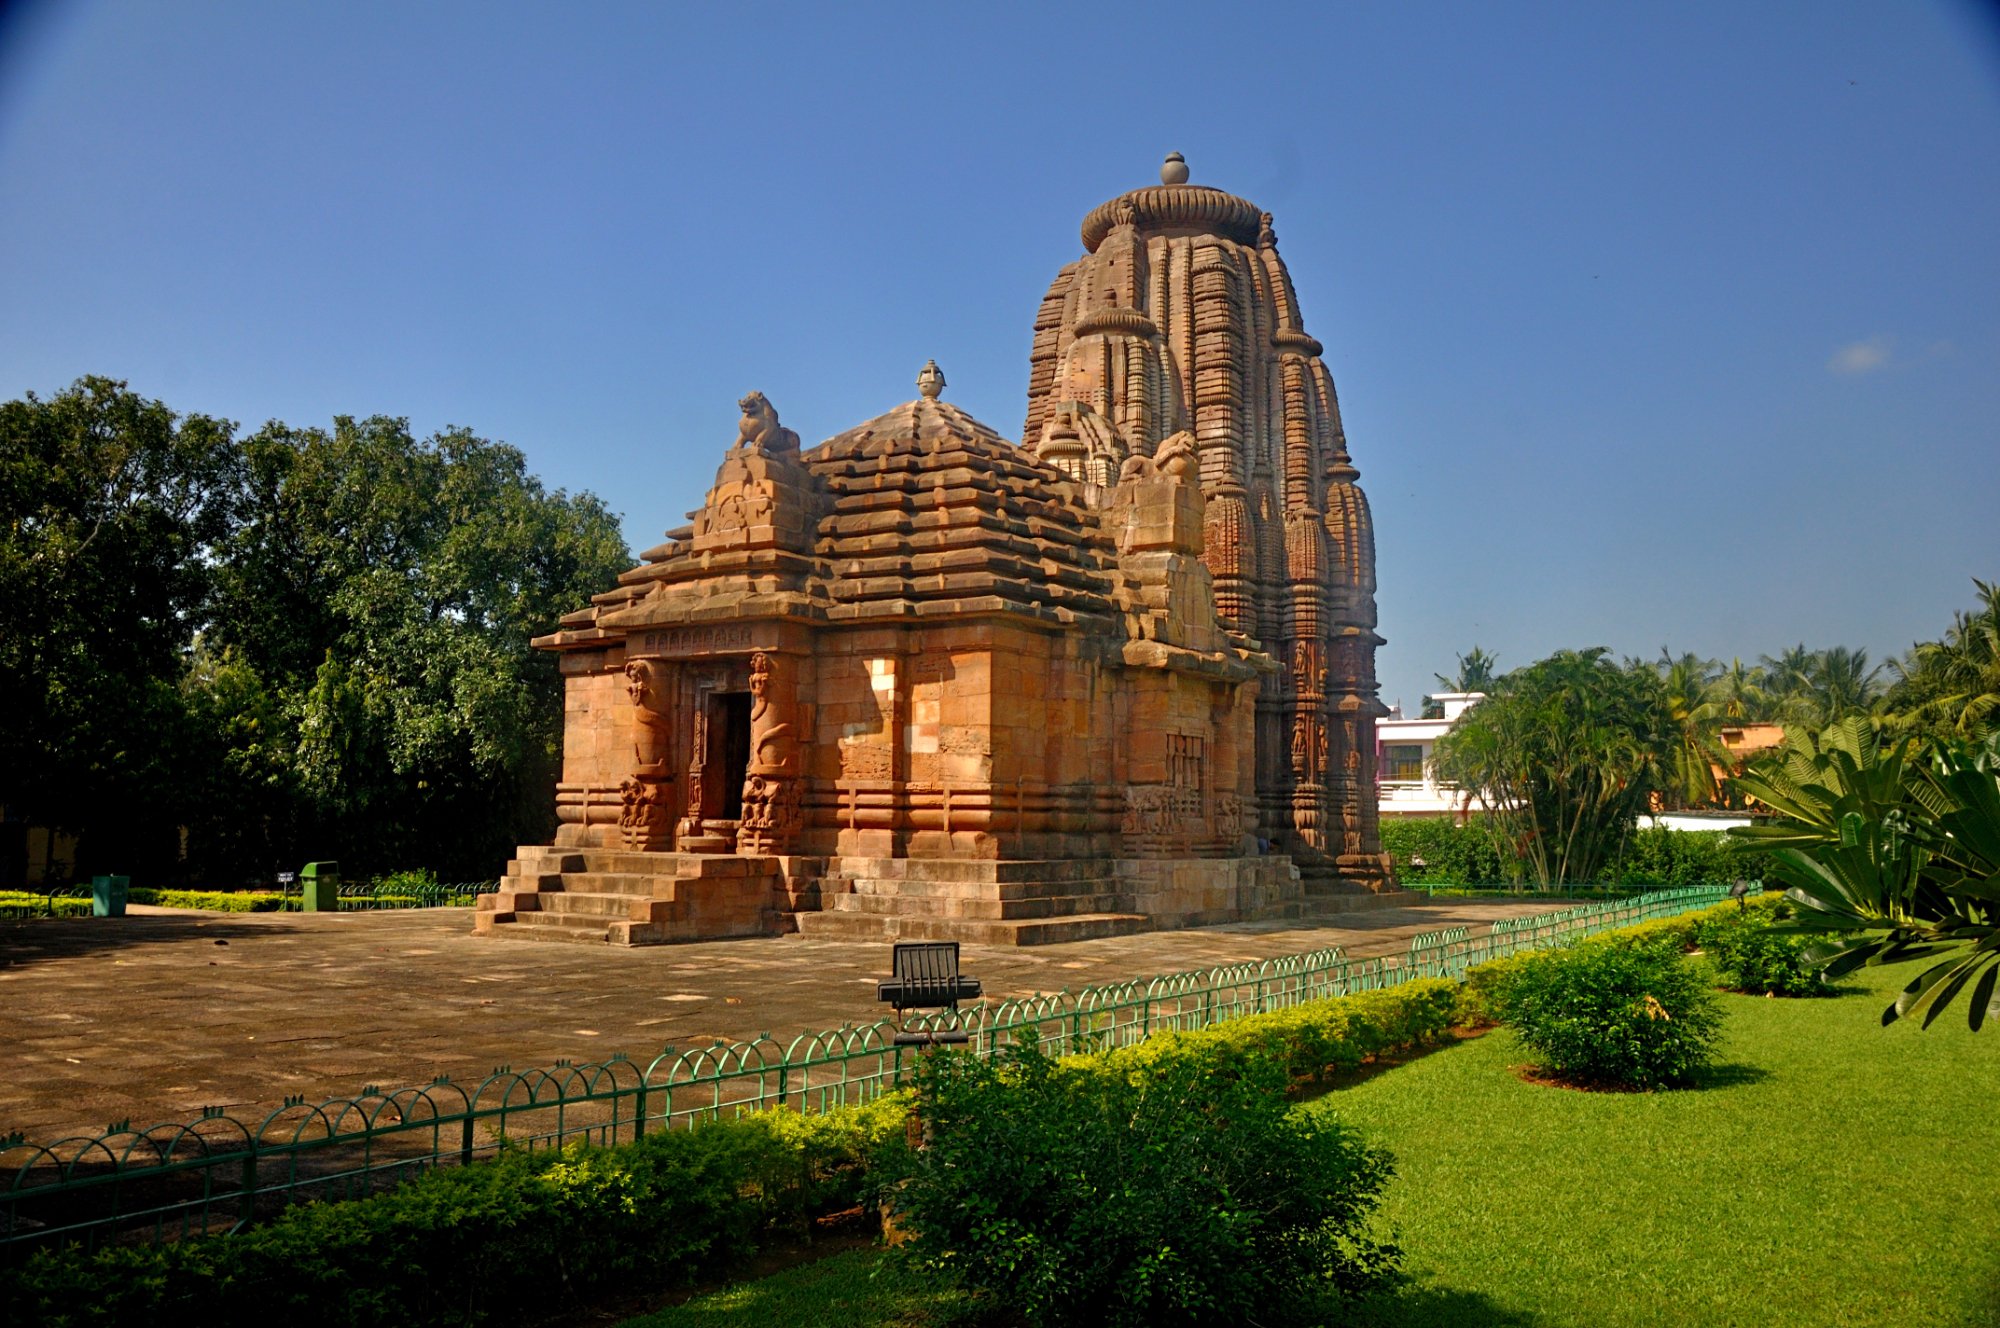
{"left": 802, "top": 392, "right": 1118, "bottom": 625}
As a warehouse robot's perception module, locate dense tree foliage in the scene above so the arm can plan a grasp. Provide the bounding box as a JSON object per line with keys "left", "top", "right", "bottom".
{"left": 1430, "top": 648, "right": 1676, "bottom": 885}
{"left": 1, "top": 378, "right": 629, "bottom": 883}
{"left": 0, "top": 379, "right": 243, "bottom": 872}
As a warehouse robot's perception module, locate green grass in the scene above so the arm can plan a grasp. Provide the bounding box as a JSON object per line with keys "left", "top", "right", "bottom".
{"left": 1325, "top": 958, "right": 2000, "bottom": 1328}
{"left": 623, "top": 1247, "right": 969, "bottom": 1328}
{"left": 624, "top": 960, "right": 2000, "bottom": 1328}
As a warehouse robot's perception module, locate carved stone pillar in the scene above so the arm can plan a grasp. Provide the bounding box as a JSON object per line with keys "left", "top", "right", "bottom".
{"left": 676, "top": 706, "right": 710, "bottom": 845}
{"left": 736, "top": 651, "right": 803, "bottom": 855}
{"left": 619, "top": 659, "right": 675, "bottom": 851}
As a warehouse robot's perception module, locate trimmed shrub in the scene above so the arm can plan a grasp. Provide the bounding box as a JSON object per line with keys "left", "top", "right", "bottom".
{"left": 373, "top": 868, "right": 439, "bottom": 895}
{"left": 1690, "top": 902, "right": 1828, "bottom": 996}
{"left": 881, "top": 1038, "right": 1401, "bottom": 1328}
{"left": 1611, "top": 827, "right": 1733, "bottom": 887}
{"left": 1494, "top": 938, "right": 1723, "bottom": 1089}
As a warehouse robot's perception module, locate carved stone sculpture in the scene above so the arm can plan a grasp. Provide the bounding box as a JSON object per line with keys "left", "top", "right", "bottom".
{"left": 619, "top": 774, "right": 671, "bottom": 851}
{"left": 624, "top": 659, "right": 673, "bottom": 773}
{"left": 737, "top": 651, "right": 801, "bottom": 854}
{"left": 736, "top": 391, "right": 801, "bottom": 456}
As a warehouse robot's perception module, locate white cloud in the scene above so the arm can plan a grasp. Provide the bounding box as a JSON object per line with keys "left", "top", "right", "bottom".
{"left": 1828, "top": 336, "right": 1891, "bottom": 374}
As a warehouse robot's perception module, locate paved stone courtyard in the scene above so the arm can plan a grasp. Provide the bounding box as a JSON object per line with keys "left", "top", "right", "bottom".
{"left": 0, "top": 898, "right": 1573, "bottom": 1141}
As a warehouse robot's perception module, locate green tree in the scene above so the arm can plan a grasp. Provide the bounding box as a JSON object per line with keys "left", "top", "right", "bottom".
{"left": 0, "top": 378, "right": 243, "bottom": 876}
{"left": 2, "top": 377, "right": 629, "bottom": 885}
{"left": 1431, "top": 648, "right": 1675, "bottom": 886}
{"left": 203, "top": 415, "right": 630, "bottom": 878}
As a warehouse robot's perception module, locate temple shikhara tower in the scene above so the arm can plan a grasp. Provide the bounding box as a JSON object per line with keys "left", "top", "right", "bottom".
{"left": 477, "top": 156, "right": 1399, "bottom": 947}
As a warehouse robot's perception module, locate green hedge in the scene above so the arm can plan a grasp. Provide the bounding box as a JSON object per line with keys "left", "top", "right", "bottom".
{"left": 1082, "top": 981, "right": 1461, "bottom": 1090}
{"left": 3, "top": 1097, "right": 909, "bottom": 1328}
{"left": 1380, "top": 817, "right": 1507, "bottom": 884}
{"left": 127, "top": 888, "right": 288, "bottom": 912}
{"left": 1382, "top": 819, "right": 1774, "bottom": 890}
{"left": 0, "top": 892, "right": 92, "bottom": 918}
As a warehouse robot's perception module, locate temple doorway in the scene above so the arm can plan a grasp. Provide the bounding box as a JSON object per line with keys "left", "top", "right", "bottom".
{"left": 713, "top": 692, "right": 753, "bottom": 821}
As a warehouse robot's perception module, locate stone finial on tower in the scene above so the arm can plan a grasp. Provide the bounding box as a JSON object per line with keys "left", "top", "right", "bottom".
{"left": 917, "top": 359, "right": 946, "bottom": 400}
{"left": 1161, "top": 151, "right": 1189, "bottom": 185}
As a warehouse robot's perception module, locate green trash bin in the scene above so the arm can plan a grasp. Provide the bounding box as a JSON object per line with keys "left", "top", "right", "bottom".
{"left": 302, "top": 861, "right": 340, "bottom": 912}
{"left": 91, "top": 875, "right": 129, "bottom": 918}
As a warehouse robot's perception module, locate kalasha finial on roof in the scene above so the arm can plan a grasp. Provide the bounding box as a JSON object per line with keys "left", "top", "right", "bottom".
{"left": 917, "top": 359, "right": 946, "bottom": 400}
{"left": 1161, "top": 151, "right": 1189, "bottom": 185}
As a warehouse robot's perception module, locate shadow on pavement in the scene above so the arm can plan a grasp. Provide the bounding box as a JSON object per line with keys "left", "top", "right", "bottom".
{"left": 0, "top": 913, "right": 297, "bottom": 968}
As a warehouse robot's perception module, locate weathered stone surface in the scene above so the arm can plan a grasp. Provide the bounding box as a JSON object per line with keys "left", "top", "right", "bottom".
{"left": 485, "top": 161, "right": 1394, "bottom": 948}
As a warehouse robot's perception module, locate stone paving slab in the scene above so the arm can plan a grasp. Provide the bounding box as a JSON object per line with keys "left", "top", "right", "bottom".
{"left": 0, "top": 899, "right": 1575, "bottom": 1141}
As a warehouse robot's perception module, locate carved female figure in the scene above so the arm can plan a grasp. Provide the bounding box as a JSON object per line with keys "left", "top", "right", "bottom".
{"left": 625, "top": 659, "right": 674, "bottom": 772}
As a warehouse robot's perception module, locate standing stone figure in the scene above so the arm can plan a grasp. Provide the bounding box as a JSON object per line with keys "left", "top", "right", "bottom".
{"left": 620, "top": 659, "right": 674, "bottom": 849}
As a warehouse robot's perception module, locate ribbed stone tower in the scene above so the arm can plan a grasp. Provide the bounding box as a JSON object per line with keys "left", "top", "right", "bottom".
{"left": 1024, "top": 155, "right": 1391, "bottom": 886}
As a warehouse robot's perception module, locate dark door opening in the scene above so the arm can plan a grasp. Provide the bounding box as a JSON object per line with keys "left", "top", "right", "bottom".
{"left": 715, "top": 692, "right": 753, "bottom": 820}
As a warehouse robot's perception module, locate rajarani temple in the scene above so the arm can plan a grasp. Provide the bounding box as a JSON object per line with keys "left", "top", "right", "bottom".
{"left": 476, "top": 155, "right": 1403, "bottom": 946}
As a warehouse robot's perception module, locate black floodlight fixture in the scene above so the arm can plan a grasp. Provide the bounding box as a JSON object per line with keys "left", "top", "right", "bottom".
{"left": 877, "top": 941, "right": 982, "bottom": 1047}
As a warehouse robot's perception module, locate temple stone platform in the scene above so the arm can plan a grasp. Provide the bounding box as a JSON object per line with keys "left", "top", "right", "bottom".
{"left": 479, "top": 849, "right": 1421, "bottom": 947}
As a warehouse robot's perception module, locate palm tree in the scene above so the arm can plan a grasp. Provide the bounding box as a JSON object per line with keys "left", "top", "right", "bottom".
{"left": 1759, "top": 644, "right": 1816, "bottom": 711}
{"left": 1710, "top": 657, "right": 1771, "bottom": 723}
{"left": 1887, "top": 579, "right": 2000, "bottom": 739}
{"left": 1657, "top": 650, "right": 1726, "bottom": 808}
{"left": 1799, "top": 646, "right": 1884, "bottom": 726}
{"left": 1759, "top": 645, "right": 1882, "bottom": 727}
{"left": 1434, "top": 646, "right": 1500, "bottom": 694}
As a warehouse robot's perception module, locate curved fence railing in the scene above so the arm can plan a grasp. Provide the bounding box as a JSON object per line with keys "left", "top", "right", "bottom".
{"left": 0, "top": 884, "right": 1733, "bottom": 1251}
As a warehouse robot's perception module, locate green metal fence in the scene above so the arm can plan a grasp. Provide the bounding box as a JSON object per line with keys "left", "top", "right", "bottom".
{"left": 0, "top": 884, "right": 1733, "bottom": 1252}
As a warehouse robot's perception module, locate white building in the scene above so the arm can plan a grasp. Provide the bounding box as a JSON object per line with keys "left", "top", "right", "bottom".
{"left": 1376, "top": 691, "right": 1493, "bottom": 819}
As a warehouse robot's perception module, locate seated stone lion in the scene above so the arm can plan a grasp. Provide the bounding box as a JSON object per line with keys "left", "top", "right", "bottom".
{"left": 736, "top": 391, "right": 800, "bottom": 455}
{"left": 1117, "top": 430, "right": 1198, "bottom": 483}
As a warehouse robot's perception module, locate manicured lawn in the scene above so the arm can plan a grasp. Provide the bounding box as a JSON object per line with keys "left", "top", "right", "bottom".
{"left": 630, "top": 959, "right": 2000, "bottom": 1327}
{"left": 1327, "top": 958, "right": 2000, "bottom": 1327}
{"left": 625, "top": 1247, "right": 967, "bottom": 1327}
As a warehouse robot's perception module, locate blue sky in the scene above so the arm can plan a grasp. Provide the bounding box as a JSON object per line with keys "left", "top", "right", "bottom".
{"left": 2, "top": 1, "right": 1995, "bottom": 713}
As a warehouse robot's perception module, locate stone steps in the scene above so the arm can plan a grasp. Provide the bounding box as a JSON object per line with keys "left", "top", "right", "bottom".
{"left": 794, "top": 909, "right": 1151, "bottom": 946}
{"left": 489, "top": 912, "right": 618, "bottom": 944}
{"left": 481, "top": 846, "right": 813, "bottom": 947}
{"left": 537, "top": 891, "right": 655, "bottom": 919}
